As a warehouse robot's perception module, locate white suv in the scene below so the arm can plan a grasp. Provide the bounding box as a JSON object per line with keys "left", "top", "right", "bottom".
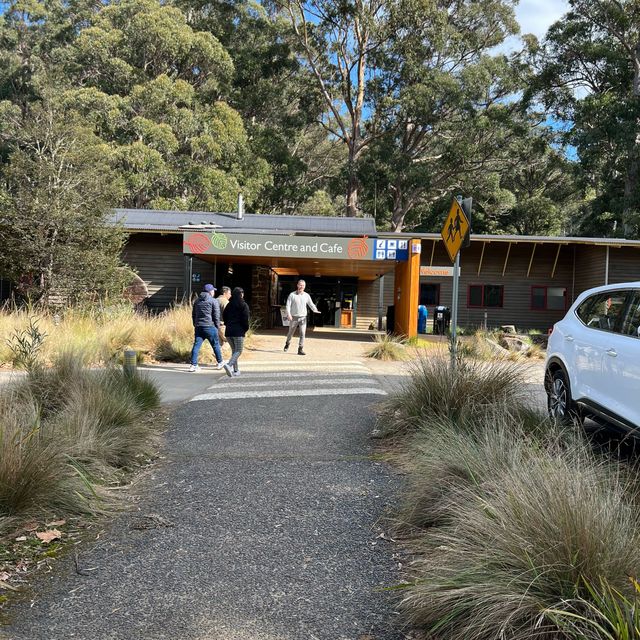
{"left": 545, "top": 282, "right": 640, "bottom": 431}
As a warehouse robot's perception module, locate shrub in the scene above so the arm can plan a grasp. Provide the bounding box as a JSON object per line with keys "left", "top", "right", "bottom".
{"left": 5, "top": 317, "right": 47, "bottom": 370}
{"left": 365, "top": 334, "right": 406, "bottom": 361}
{"left": 400, "top": 448, "right": 640, "bottom": 640}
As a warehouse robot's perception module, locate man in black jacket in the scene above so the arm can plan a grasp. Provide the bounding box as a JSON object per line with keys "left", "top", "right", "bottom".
{"left": 189, "top": 284, "right": 225, "bottom": 372}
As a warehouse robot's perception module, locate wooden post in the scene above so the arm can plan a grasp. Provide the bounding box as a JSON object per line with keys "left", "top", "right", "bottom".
{"left": 393, "top": 239, "right": 421, "bottom": 338}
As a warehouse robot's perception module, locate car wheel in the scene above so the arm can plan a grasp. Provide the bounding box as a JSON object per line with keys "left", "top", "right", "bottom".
{"left": 547, "top": 369, "right": 582, "bottom": 425}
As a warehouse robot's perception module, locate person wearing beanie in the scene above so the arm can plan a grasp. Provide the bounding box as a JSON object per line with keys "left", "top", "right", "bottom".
{"left": 188, "top": 284, "right": 225, "bottom": 372}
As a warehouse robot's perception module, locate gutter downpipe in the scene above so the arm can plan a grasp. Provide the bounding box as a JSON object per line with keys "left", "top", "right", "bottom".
{"left": 378, "top": 275, "right": 385, "bottom": 331}
{"left": 605, "top": 246, "right": 610, "bottom": 285}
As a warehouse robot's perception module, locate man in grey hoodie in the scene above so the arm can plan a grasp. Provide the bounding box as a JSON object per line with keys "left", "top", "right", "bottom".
{"left": 189, "top": 284, "right": 225, "bottom": 372}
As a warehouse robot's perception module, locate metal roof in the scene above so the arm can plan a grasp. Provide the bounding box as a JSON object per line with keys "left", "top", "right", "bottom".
{"left": 113, "top": 209, "right": 640, "bottom": 246}
{"left": 113, "top": 208, "right": 377, "bottom": 236}
{"left": 388, "top": 232, "right": 640, "bottom": 247}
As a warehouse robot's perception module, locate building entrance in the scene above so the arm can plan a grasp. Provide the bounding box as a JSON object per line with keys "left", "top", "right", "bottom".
{"left": 277, "top": 276, "right": 358, "bottom": 328}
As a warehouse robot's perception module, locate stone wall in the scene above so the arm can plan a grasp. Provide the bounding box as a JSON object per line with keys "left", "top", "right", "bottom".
{"left": 251, "top": 265, "right": 276, "bottom": 329}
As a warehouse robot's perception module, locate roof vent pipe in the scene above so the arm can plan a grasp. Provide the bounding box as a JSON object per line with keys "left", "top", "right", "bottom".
{"left": 237, "top": 193, "right": 244, "bottom": 220}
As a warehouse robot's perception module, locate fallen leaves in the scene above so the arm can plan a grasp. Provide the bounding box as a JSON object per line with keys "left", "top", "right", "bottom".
{"left": 46, "top": 520, "right": 66, "bottom": 528}
{"left": 35, "top": 530, "right": 62, "bottom": 544}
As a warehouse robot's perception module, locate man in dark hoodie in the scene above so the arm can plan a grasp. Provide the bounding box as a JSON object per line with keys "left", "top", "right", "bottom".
{"left": 189, "top": 284, "right": 225, "bottom": 372}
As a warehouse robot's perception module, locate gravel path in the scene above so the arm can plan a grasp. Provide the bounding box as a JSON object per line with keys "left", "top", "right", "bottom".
{"left": 1, "top": 353, "right": 406, "bottom": 640}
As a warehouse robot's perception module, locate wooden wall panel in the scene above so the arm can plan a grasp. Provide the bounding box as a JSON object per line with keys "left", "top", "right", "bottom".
{"left": 608, "top": 247, "right": 640, "bottom": 284}
{"left": 356, "top": 276, "right": 395, "bottom": 330}
{"left": 123, "top": 234, "right": 186, "bottom": 310}
{"left": 573, "top": 246, "right": 605, "bottom": 295}
{"left": 419, "top": 240, "right": 574, "bottom": 331}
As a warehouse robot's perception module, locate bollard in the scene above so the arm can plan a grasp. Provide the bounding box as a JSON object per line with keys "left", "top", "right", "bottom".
{"left": 123, "top": 349, "right": 137, "bottom": 375}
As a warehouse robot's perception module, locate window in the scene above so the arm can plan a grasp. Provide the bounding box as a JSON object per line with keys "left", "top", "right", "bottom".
{"left": 622, "top": 291, "right": 640, "bottom": 339}
{"left": 468, "top": 284, "right": 503, "bottom": 308}
{"left": 420, "top": 283, "right": 440, "bottom": 306}
{"left": 531, "top": 286, "right": 567, "bottom": 311}
{"left": 576, "top": 291, "right": 628, "bottom": 332}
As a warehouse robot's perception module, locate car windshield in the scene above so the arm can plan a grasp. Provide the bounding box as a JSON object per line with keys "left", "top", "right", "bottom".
{"left": 622, "top": 291, "right": 640, "bottom": 338}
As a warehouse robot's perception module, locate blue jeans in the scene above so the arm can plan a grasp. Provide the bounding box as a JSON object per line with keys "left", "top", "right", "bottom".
{"left": 190, "top": 326, "right": 222, "bottom": 365}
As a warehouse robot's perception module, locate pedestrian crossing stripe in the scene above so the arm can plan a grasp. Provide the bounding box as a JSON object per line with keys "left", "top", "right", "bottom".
{"left": 212, "top": 377, "right": 375, "bottom": 389}
{"left": 190, "top": 388, "right": 387, "bottom": 401}
{"left": 238, "top": 364, "right": 370, "bottom": 371}
{"left": 239, "top": 360, "right": 366, "bottom": 366}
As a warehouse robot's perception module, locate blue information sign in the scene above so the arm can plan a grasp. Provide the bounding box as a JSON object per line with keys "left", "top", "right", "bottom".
{"left": 374, "top": 239, "right": 409, "bottom": 261}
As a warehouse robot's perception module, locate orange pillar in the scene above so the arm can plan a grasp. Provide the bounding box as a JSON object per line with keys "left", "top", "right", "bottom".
{"left": 393, "top": 239, "right": 421, "bottom": 338}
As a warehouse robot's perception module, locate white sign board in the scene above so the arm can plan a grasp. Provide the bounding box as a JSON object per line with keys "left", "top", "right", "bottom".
{"left": 420, "top": 266, "right": 461, "bottom": 277}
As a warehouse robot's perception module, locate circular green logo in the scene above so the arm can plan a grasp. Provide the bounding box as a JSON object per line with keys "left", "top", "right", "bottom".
{"left": 211, "top": 232, "right": 228, "bottom": 250}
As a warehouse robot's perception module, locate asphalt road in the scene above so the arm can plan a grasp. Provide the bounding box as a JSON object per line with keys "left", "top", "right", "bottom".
{"left": 1, "top": 360, "right": 405, "bottom": 640}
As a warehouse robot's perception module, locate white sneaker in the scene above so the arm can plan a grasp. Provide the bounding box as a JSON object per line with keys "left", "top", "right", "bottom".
{"left": 215, "top": 361, "right": 227, "bottom": 369}
{"left": 188, "top": 364, "right": 199, "bottom": 372}
{"left": 223, "top": 363, "right": 233, "bottom": 377}
{"left": 232, "top": 370, "right": 241, "bottom": 377}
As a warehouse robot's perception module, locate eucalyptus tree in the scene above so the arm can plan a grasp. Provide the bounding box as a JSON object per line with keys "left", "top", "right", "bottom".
{"left": 470, "top": 128, "right": 581, "bottom": 235}
{"left": 274, "top": 0, "right": 394, "bottom": 217}
{"left": 55, "top": 0, "right": 271, "bottom": 211}
{"left": 533, "top": 0, "right": 640, "bottom": 237}
{"left": 0, "top": 101, "right": 127, "bottom": 304}
{"left": 367, "top": 0, "right": 524, "bottom": 231}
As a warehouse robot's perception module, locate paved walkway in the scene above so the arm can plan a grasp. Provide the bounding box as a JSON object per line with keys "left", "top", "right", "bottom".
{"left": 1, "top": 333, "right": 408, "bottom": 640}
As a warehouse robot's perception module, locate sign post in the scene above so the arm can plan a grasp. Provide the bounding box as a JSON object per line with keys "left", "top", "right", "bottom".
{"left": 441, "top": 197, "right": 471, "bottom": 367}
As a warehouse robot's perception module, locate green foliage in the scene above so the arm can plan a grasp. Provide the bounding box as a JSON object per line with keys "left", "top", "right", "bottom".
{"left": 0, "top": 101, "right": 128, "bottom": 305}
{"left": 532, "top": 0, "right": 640, "bottom": 238}
{"left": 0, "top": 0, "right": 634, "bottom": 250}
{"left": 6, "top": 317, "right": 46, "bottom": 371}
{"left": 546, "top": 577, "right": 640, "bottom": 640}
{"left": 359, "top": 0, "right": 525, "bottom": 230}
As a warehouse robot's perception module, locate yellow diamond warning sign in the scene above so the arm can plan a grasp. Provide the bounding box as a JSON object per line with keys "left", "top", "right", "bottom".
{"left": 441, "top": 199, "right": 470, "bottom": 263}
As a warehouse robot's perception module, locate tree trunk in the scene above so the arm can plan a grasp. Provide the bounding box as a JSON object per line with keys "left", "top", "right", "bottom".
{"left": 623, "top": 39, "right": 640, "bottom": 236}
{"left": 390, "top": 184, "right": 406, "bottom": 232}
{"left": 623, "top": 128, "right": 640, "bottom": 235}
{"left": 346, "top": 150, "right": 359, "bottom": 217}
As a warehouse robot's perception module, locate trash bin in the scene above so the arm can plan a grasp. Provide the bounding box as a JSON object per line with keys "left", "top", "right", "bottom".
{"left": 386, "top": 305, "right": 395, "bottom": 334}
{"left": 433, "top": 306, "right": 451, "bottom": 335}
{"left": 417, "top": 305, "right": 428, "bottom": 334}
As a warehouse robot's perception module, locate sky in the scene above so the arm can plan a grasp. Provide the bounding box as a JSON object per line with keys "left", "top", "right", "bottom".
{"left": 515, "top": 0, "right": 570, "bottom": 39}
{"left": 501, "top": 0, "right": 570, "bottom": 52}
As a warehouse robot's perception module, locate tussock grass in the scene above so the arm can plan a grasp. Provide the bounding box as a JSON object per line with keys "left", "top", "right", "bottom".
{"left": 395, "top": 406, "right": 567, "bottom": 532}
{"left": 0, "top": 393, "right": 99, "bottom": 519}
{"left": 400, "top": 449, "right": 640, "bottom": 640}
{"left": 0, "top": 303, "right": 230, "bottom": 367}
{"left": 365, "top": 334, "right": 407, "bottom": 361}
{"left": 377, "top": 354, "right": 529, "bottom": 437}
{"left": 0, "top": 354, "right": 161, "bottom": 532}
{"left": 378, "top": 351, "right": 640, "bottom": 639}
{"left": 55, "top": 368, "right": 161, "bottom": 473}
